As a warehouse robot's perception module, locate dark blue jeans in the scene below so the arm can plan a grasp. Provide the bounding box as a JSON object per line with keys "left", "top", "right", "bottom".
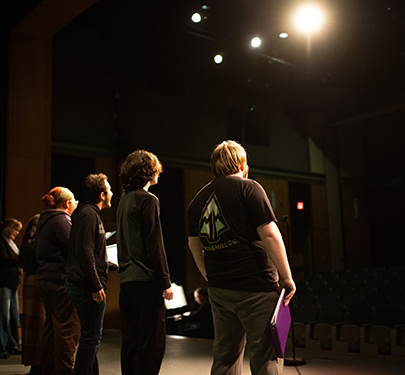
{"left": 0, "top": 287, "right": 19, "bottom": 355}
{"left": 66, "top": 282, "right": 106, "bottom": 375}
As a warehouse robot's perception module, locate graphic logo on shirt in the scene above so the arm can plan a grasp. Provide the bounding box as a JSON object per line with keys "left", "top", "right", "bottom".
{"left": 199, "top": 193, "right": 229, "bottom": 243}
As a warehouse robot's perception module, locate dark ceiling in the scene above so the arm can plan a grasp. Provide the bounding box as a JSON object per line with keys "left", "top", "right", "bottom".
{"left": 4, "top": 0, "right": 405, "bottom": 181}
{"left": 5, "top": 0, "right": 405, "bottom": 123}
{"left": 67, "top": 0, "right": 405, "bottom": 124}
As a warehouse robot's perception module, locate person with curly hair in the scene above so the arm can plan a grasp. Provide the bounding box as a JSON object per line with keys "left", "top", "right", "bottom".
{"left": 117, "top": 150, "right": 173, "bottom": 375}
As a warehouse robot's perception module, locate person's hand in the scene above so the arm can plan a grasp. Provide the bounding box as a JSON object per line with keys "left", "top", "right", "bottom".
{"left": 92, "top": 289, "right": 106, "bottom": 303}
{"left": 163, "top": 287, "right": 174, "bottom": 300}
{"left": 281, "top": 279, "right": 296, "bottom": 306}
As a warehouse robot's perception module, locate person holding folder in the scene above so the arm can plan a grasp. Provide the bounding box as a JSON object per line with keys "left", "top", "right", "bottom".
{"left": 188, "top": 140, "right": 296, "bottom": 375}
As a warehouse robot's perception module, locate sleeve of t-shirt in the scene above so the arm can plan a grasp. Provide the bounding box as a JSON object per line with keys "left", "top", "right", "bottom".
{"left": 142, "top": 194, "right": 171, "bottom": 290}
{"left": 245, "top": 181, "right": 276, "bottom": 228}
{"left": 187, "top": 199, "right": 198, "bottom": 237}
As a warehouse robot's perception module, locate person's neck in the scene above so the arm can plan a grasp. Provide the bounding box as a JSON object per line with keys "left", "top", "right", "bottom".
{"left": 95, "top": 201, "right": 104, "bottom": 211}
{"left": 229, "top": 171, "right": 244, "bottom": 178}
{"left": 143, "top": 181, "right": 151, "bottom": 191}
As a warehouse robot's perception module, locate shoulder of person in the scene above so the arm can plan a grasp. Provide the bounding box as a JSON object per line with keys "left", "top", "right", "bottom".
{"left": 145, "top": 190, "right": 160, "bottom": 205}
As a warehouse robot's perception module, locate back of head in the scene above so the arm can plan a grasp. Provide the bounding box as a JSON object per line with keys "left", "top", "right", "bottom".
{"left": 83, "top": 173, "right": 108, "bottom": 203}
{"left": 21, "top": 214, "right": 40, "bottom": 248}
{"left": 42, "top": 187, "right": 74, "bottom": 209}
{"left": 211, "top": 140, "right": 247, "bottom": 177}
{"left": 119, "top": 150, "right": 162, "bottom": 192}
{"left": 195, "top": 287, "right": 209, "bottom": 299}
{"left": 0, "top": 218, "right": 23, "bottom": 237}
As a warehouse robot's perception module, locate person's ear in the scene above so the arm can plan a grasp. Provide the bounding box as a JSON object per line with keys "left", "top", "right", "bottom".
{"left": 240, "top": 162, "right": 246, "bottom": 172}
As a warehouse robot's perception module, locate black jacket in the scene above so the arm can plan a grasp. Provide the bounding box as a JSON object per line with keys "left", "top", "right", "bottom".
{"left": 0, "top": 235, "right": 20, "bottom": 289}
{"left": 36, "top": 209, "right": 71, "bottom": 280}
{"left": 66, "top": 202, "right": 108, "bottom": 292}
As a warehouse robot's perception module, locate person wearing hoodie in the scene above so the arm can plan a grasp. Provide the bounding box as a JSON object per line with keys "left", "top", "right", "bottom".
{"left": 65, "top": 173, "right": 113, "bottom": 375}
{"left": 36, "top": 187, "right": 80, "bottom": 375}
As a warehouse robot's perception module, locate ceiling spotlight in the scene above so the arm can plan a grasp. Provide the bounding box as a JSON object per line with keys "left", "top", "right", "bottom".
{"left": 294, "top": 5, "right": 324, "bottom": 33}
{"left": 279, "top": 32, "right": 288, "bottom": 39}
{"left": 191, "top": 13, "right": 202, "bottom": 23}
{"left": 251, "top": 37, "right": 261, "bottom": 48}
{"left": 214, "top": 54, "right": 223, "bottom": 64}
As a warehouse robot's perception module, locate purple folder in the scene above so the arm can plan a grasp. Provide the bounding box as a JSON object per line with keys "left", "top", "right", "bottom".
{"left": 269, "top": 288, "right": 291, "bottom": 358}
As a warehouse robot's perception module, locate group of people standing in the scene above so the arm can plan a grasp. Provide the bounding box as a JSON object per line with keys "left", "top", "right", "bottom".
{"left": 1, "top": 140, "right": 296, "bottom": 375}
{"left": 1, "top": 173, "right": 114, "bottom": 375}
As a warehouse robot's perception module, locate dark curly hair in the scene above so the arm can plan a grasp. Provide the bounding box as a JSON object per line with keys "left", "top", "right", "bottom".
{"left": 119, "top": 150, "right": 162, "bottom": 192}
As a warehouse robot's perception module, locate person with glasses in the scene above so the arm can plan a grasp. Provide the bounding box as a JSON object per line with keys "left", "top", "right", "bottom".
{"left": 0, "top": 218, "right": 23, "bottom": 359}
{"left": 36, "top": 187, "right": 80, "bottom": 375}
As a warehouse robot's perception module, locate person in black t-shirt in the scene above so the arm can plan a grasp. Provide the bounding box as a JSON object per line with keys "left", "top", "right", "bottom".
{"left": 188, "top": 140, "right": 296, "bottom": 375}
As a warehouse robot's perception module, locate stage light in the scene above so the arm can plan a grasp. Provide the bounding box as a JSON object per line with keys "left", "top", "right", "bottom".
{"left": 251, "top": 37, "right": 261, "bottom": 48}
{"left": 191, "top": 13, "right": 202, "bottom": 23}
{"left": 214, "top": 54, "right": 223, "bottom": 64}
{"left": 294, "top": 5, "right": 324, "bottom": 33}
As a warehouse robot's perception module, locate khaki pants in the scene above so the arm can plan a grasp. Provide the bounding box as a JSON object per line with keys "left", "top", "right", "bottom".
{"left": 209, "top": 287, "right": 283, "bottom": 375}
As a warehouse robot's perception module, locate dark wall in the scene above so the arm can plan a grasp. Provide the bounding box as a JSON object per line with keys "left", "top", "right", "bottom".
{"left": 51, "top": 154, "right": 95, "bottom": 202}
{"left": 149, "top": 167, "right": 186, "bottom": 285}
{"left": 368, "top": 184, "right": 405, "bottom": 267}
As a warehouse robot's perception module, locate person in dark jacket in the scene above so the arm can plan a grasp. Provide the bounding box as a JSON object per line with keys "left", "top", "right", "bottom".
{"left": 19, "top": 214, "right": 45, "bottom": 375}
{"left": 66, "top": 173, "right": 113, "bottom": 375}
{"left": 0, "top": 218, "right": 22, "bottom": 359}
{"left": 36, "top": 187, "right": 80, "bottom": 375}
{"left": 117, "top": 150, "right": 173, "bottom": 375}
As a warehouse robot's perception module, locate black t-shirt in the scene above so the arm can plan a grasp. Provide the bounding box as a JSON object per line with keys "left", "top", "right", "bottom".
{"left": 188, "top": 175, "right": 279, "bottom": 292}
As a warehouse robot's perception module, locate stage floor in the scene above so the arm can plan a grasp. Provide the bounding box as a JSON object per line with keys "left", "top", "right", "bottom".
{"left": 1, "top": 330, "right": 404, "bottom": 375}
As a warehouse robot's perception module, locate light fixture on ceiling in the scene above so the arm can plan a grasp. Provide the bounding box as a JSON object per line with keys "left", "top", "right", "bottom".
{"left": 191, "top": 4, "right": 210, "bottom": 24}
{"left": 191, "top": 13, "right": 202, "bottom": 23}
{"left": 294, "top": 5, "right": 325, "bottom": 33}
{"left": 214, "top": 54, "right": 223, "bottom": 64}
{"left": 251, "top": 37, "right": 261, "bottom": 48}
